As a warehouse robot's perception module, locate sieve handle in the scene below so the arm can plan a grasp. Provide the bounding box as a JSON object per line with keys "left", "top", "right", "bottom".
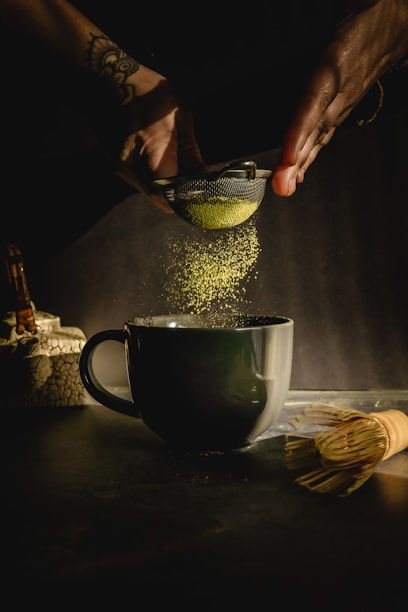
{"left": 212, "top": 160, "right": 257, "bottom": 180}
{"left": 151, "top": 160, "right": 261, "bottom": 190}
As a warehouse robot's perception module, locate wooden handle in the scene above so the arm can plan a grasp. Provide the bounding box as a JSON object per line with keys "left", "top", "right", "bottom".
{"left": 369, "top": 409, "right": 408, "bottom": 460}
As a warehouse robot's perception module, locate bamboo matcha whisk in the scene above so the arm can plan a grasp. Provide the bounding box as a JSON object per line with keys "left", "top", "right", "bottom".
{"left": 285, "top": 403, "right": 408, "bottom": 497}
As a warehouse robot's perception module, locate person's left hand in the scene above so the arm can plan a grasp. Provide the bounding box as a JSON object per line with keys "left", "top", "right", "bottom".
{"left": 90, "top": 62, "right": 210, "bottom": 212}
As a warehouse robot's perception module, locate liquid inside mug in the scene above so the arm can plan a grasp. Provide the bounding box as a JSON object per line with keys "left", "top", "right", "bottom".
{"left": 79, "top": 314, "right": 294, "bottom": 452}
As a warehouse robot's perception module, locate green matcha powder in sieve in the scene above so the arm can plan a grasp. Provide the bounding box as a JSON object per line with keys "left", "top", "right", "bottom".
{"left": 171, "top": 196, "right": 260, "bottom": 230}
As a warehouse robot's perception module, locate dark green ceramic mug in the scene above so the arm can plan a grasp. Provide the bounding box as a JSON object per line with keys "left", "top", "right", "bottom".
{"left": 79, "top": 313, "right": 294, "bottom": 452}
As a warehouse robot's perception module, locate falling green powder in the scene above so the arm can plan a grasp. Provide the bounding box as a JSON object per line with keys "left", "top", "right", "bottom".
{"left": 161, "top": 217, "right": 261, "bottom": 315}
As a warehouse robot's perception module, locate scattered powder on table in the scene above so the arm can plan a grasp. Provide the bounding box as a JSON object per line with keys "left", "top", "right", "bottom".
{"left": 161, "top": 217, "right": 261, "bottom": 315}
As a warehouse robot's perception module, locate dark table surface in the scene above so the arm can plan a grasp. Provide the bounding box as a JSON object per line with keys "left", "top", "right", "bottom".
{"left": 2, "top": 390, "right": 407, "bottom": 602}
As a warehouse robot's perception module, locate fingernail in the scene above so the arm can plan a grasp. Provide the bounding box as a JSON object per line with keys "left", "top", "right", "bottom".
{"left": 288, "top": 177, "right": 296, "bottom": 196}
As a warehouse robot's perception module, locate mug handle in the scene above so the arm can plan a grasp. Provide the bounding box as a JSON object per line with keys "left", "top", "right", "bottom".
{"left": 79, "top": 329, "right": 138, "bottom": 418}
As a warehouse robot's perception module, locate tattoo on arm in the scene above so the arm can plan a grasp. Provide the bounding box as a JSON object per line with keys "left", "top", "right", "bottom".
{"left": 87, "top": 33, "right": 139, "bottom": 103}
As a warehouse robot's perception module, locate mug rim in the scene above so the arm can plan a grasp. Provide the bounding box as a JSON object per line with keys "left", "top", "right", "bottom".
{"left": 126, "top": 314, "right": 294, "bottom": 330}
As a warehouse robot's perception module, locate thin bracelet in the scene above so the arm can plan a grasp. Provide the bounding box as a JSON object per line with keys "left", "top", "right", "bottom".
{"left": 356, "top": 79, "right": 384, "bottom": 127}
{"left": 356, "top": 53, "right": 408, "bottom": 127}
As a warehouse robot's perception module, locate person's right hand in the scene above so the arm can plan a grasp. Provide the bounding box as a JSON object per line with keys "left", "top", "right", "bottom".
{"left": 271, "top": 0, "right": 408, "bottom": 197}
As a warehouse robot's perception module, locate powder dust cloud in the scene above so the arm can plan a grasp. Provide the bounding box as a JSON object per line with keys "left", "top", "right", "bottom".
{"left": 160, "top": 217, "right": 261, "bottom": 315}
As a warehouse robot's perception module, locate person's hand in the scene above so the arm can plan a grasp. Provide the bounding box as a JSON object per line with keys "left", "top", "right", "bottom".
{"left": 1, "top": 0, "right": 210, "bottom": 213}
{"left": 86, "top": 55, "right": 210, "bottom": 212}
{"left": 272, "top": 0, "right": 408, "bottom": 197}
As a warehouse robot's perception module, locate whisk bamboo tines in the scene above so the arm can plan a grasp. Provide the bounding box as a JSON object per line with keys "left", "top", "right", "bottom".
{"left": 285, "top": 404, "right": 408, "bottom": 497}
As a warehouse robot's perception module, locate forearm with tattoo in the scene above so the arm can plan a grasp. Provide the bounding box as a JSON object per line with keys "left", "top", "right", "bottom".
{"left": 87, "top": 34, "right": 139, "bottom": 104}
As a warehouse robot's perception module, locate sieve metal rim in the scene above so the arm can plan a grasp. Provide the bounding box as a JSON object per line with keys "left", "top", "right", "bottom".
{"left": 152, "top": 160, "right": 272, "bottom": 189}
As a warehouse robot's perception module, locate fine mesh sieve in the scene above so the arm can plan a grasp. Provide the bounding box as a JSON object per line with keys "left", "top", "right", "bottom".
{"left": 152, "top": 160, "right": 272, "bottom": 230}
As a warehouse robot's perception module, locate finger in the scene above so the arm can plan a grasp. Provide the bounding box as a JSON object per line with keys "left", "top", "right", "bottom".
{"left": 272, "top": 68, "right": 338, "bottom": 197}
{"left": 272, "top": 122, "right": 336, "bottom": 197}
{"left": 298, "top": 126, "right": 337, "bottom": 176}
{"left": 271, "top": 165, "right": 299, "bottom": 197}
{"left": 272, "top": 120, "right": 324, "bottom": 196}
{"left": 281, "top": 74, "right": 335, "bottom": 162}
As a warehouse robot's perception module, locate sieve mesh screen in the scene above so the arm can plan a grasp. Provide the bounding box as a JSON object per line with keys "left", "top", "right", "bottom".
{"left": 154, "top": 161, "right": 272, "bottom": 229}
